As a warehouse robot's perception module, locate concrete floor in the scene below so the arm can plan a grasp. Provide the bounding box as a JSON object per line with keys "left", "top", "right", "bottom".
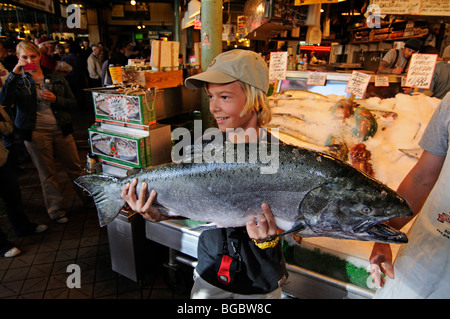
{"left": 0, "top": 108, "right": 193, "bottom": 299}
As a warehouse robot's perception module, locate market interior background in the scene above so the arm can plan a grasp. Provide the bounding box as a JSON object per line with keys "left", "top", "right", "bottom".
{"left": 0, "top": 0, "right": 449, "bottom": 299}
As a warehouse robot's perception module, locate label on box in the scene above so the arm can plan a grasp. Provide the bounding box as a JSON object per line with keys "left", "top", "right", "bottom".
{"left": 92, "top": 90, "right": 156, "bottom": 126}
{"left": 89, "top": 128, "right": 151, "bottom": 168}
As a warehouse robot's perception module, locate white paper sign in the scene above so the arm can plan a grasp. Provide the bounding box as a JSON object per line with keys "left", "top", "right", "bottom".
{"left": 405, "top": 53, "right": 438, "bottom": 89}
{"left": 307, "top": 71, "right": 327, "bottom": 86}
{"left": 269, "top": 52, "right": 288, "bottom": 80}
{"left": 345, "top": 71, "right": 371, "bottom": 97}
{"left": 374, "top": 75, "right": 389, "bottom": 87}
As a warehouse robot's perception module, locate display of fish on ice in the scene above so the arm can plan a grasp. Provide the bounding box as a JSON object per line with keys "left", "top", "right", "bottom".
{"left": 264, "top": 90, "right": 441, "bottom": 190}
{"left": 75, "top": 142, "right": 412, "bottom": 244}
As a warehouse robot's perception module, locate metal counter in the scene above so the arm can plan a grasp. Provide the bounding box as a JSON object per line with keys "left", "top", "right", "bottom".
{"left": 144, "top": 218, "right": 375, "bottom": 299}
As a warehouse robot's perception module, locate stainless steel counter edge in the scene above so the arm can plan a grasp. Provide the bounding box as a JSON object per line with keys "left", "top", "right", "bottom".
{"left": 144, "top": 219, "right": 376, "bottom": 299}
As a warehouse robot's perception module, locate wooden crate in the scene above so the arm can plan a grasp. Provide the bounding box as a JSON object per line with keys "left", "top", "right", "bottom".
{"left": 123, "top": 69, "right": 183, "bottom": 89}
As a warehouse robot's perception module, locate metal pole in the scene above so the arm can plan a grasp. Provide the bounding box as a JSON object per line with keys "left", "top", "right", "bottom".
{"left": 200, "top": 0, "right": 222, "bottom": 130}
{"left": 174, "top": 0, "right": 180, "bottom": 42}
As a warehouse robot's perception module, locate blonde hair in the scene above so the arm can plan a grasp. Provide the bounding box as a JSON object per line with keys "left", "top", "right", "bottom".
{"left": 16, "top": 40, "right": 41, "bottom": 57}
{"left": 237, "top": 81, "right": 271, "bottom": 127}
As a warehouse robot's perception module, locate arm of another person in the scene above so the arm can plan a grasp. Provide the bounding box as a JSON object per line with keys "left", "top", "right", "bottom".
{"left": 377, "top": 60, "right": 403, "bottom": 74}
{"left": 0, "top": 67, "right": 25, "bottom": 107}
{"left": 377, "top": 50, "right": 403, "bottom": 74}
{"left": 369, "top": 150, "right": 445, "bottom": 287}
{"left": 0, "top": 106, "right": 13, "bottom": 136}
{"left": 50, "top": 75, "right": 77, "bottom": 110}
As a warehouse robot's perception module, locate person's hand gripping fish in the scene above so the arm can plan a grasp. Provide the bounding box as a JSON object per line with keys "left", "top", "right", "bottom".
{"left": 121, "top": 178, "right": 168, "bottom": 222}
{"left": 121, "top": 178, "right": 278, "bottom": 242}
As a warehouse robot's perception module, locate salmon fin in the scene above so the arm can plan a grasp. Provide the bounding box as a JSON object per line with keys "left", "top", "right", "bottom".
{"left": 74, "top": 175, "right": 125, "bottom": 227}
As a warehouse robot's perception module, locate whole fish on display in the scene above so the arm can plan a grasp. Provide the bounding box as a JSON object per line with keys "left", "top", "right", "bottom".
{"left": 75, "top": 142, "right": 412, "bottom": 244}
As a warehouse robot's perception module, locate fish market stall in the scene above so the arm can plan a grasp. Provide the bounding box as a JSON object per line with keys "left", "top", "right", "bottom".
{"left": 264, "top": 88, "right": 441, "bottom": 297}
{"left": 143, "top": 89, "right": 440, "bottom": 298}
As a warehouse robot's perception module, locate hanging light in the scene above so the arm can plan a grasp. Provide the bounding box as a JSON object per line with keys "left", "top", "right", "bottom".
{"left": 130, "top": 0, "right": 136, "bottom": 5}
{"left": 137, "top": 21, "right": 145, "bottom": 29}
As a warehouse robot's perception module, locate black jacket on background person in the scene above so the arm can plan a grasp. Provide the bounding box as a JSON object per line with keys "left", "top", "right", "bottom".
{"left": 0, "top": 67, "right": 77, "bottom": 141}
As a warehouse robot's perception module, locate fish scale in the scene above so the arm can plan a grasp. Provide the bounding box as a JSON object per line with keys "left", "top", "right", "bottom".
{"left": 75, "top": 142, "right": 413, "bottom": 244}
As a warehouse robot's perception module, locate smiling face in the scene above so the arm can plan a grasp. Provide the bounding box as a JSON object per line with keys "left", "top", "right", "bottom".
{"left": 206, "top": 81, "right": 258, "bottom": 133}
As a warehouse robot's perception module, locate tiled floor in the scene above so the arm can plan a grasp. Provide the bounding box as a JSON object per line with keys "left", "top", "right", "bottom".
{"left": 0, "top": 109, "right": 193, "bottom": 299}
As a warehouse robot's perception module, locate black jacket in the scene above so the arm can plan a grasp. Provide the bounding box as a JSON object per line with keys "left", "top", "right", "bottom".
{"left": 0, "top": 67, "right": 77, "bottom": 141}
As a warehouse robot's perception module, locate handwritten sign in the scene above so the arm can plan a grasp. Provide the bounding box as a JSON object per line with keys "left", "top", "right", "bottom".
{"left": 374, "top": 75, "right": 389, "bottom": 87}
{"left": 307, "top": 71, "right": 327, "bottom": 86}
{"left": 420, "top": 0, "right": 450, "bottom": 16}
{"left": 401, "top": 76, "right": 407, "bottom": 87}
{"left": 375, "top": 0, "right": 450, "bottom": 16}
{"left": 345, "top": 71, "right": 371, "bottom": 97}
{"left": 269, "top": 52, "right": 288, "bottom": 80}
{"left": 375, "top": 0, "right": 420, "bottom": 14}
{"left": 405, "top": 53, "right": 438, "bottom": 89}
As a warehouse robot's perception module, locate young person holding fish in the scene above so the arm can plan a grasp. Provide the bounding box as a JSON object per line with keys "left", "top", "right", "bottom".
{"left": 122, "top": 49, "right": 288, "bottom": 298}
{"left": 0, "top": 40, "right": 83, "bottom": 224}
{"left": 369, "top": 92, "right": 450, "bottom": 298}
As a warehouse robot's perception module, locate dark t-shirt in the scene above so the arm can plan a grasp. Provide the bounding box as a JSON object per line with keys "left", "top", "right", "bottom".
{"left": 195, "top": 129, "right": 287, "bottom": 295}
{"left": 196, "top": 227, "right": 287, "bottom": 294}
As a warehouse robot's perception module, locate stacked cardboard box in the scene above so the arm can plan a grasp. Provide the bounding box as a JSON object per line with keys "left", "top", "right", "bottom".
{"left": 89, "top": 88, "right": 172, "bottom": 175}
{"left": 88, "top": 89, "right": 172, "bottom": 175}
{"left": 87, "top": 41, "right": 185, "bottom": 175}
{"left": 92, "top": 88, "right": 157, "bottom": 129}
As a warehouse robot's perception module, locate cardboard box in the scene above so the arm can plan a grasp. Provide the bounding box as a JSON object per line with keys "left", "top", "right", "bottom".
{"left": 89, "top": 123, "right": 172, "bottom": 169}
{"left": 89, "top": 125, "right": 149, "bottom": 168}
{"left": 123, "top": 69, "right": 183, "bottom": 90}
{"left": 150, "top": 40, "right": 180, "bottom": 70}
{"left": 92, "top": 89, "right": 156, "bottom": 126}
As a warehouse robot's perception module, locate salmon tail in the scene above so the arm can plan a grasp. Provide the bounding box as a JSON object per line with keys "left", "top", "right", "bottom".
{"left": 74, "top": 175, "right": 125, "bottom": 227}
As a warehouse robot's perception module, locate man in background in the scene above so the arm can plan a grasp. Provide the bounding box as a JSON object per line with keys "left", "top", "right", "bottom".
{"left": 377, "top": 38, "right": 422, "bottom": 74}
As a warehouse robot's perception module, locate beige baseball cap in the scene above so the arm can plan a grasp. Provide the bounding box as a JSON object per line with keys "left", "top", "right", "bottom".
{"left": 185, "top": 49, "right": 269, "bottom": 93}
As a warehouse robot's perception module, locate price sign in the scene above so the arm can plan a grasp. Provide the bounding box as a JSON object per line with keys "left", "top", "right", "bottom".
{"left": 374, "top": 75, "right": 389, "bottom": 87}
{"left": 307, "top": 71, "right": 327, "bottom": 86}
{"left": 269, "top": 52, "right": 288, "bottom": 80}
{"left": 345, "top": 71, "right": 371, "bottom": 97}
{"left": 405, "top": 53, "right": 438, "bottom": 89}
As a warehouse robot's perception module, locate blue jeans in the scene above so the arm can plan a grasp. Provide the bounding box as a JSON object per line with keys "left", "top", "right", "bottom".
{"left": 0, "top": 155, "right": 37, "bottom": 255}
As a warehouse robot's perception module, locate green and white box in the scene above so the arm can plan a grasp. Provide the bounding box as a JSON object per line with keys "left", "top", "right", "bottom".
{"left": 92, "top": 89, "right": 156, "bottom": 126}
{"left": 89, "top": 123, "right": 172, "bottom": 169}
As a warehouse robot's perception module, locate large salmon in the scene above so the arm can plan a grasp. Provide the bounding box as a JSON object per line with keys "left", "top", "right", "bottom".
{"left": 75, "top": 142, "right": 412, "bottom": 244}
